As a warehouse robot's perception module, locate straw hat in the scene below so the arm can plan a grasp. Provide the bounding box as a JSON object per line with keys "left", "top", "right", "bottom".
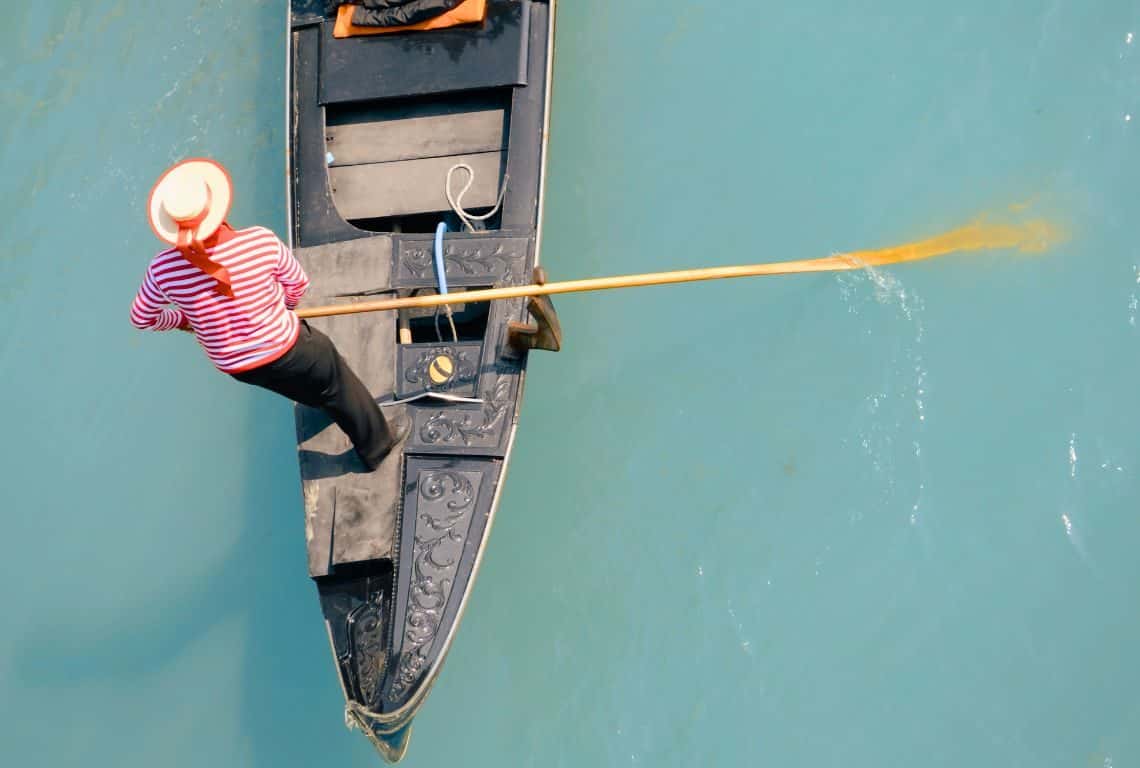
{"left": 147, "top": 158, "right": 233, "bottom": 245}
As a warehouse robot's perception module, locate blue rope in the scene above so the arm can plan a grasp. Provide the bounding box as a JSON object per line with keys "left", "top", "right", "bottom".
{"left": 432, "top": 221, "right": 458, "bottom": 342}
{"left": 433, "top": 221, "right": 449, "bottom": 296}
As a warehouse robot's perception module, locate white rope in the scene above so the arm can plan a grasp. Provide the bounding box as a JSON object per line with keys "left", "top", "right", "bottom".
{"left": 437, "top": 163, "right": 507, "bottom": 342}
{"left": 446, "top": 163, "right": 508, "bottom": 233}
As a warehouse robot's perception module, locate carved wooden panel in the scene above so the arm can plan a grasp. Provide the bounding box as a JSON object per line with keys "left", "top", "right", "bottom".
{"left": 406, "top": 375, "right": 516, "bottom": 456}
{"left": 396, "top": 342, "right": 483, "bottom": 399}
{"left": 384, "top": 457, "right": 499, "bottom": 706}
{"left": 392, "top": 236, "right": 530, "bottom": 288}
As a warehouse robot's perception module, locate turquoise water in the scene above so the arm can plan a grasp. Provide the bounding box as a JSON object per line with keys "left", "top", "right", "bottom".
{"left": 3, "top": 1, "right": 1140, "bottom": 765}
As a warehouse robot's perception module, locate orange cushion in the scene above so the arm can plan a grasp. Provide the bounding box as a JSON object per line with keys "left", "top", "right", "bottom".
{"left": 333, "top": 0, "right": 487, "bottom": 39}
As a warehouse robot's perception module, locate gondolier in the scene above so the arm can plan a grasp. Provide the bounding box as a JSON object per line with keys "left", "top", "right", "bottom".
{"left": 130, "top": 158, "right": 401, "bottom": 471}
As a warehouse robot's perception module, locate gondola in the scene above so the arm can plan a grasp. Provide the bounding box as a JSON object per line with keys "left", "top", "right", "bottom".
{"left": 285, "top": 0, "right": 558, "bottom": 761}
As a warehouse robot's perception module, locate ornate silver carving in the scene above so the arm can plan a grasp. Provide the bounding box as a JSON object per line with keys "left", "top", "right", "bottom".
{"left": 389, "top": 470, "right": 480, "bottom": 699}
{"left": 403, "top": 346, "right": 478, "bottom": 389}
{"left": 348, "top": 593, "right": 387, "bottom": 706}
{"left": 419, "top": 377, "right": 512, "bottom": 446}
{"left": 400, "top": 241, "right": 526, "bottom": 283}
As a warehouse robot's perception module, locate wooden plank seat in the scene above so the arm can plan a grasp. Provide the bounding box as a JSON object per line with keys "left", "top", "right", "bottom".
{"left": 325, "top": 93, "right": 509, "bottom": 222}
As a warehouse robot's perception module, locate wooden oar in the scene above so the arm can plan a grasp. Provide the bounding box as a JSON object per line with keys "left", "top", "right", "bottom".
{"left": 295, "top": 216, "right": 1062, "bottom": 320}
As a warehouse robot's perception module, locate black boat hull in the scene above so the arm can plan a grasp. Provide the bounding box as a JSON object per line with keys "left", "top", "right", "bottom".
{"left": 285, "top": 0, "right": 556, "bottom": 761}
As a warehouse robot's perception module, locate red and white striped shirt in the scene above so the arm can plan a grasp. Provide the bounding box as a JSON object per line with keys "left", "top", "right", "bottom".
{"left": 130, "top": 226, "right": 310, "bottom": 373}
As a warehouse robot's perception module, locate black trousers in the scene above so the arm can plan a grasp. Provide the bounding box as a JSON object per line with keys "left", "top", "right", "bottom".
{"left": 232, "top": 321, "right": 394, "bottom": 468}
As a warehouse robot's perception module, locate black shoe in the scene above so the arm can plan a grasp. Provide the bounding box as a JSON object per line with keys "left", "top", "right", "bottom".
{"left": 358, "top": 416, "right": 411, "bottom": 472}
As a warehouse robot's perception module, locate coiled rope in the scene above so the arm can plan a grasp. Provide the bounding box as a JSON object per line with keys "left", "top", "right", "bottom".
{"left": 445, "top": 163, "right": 508, "bottom": 233}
